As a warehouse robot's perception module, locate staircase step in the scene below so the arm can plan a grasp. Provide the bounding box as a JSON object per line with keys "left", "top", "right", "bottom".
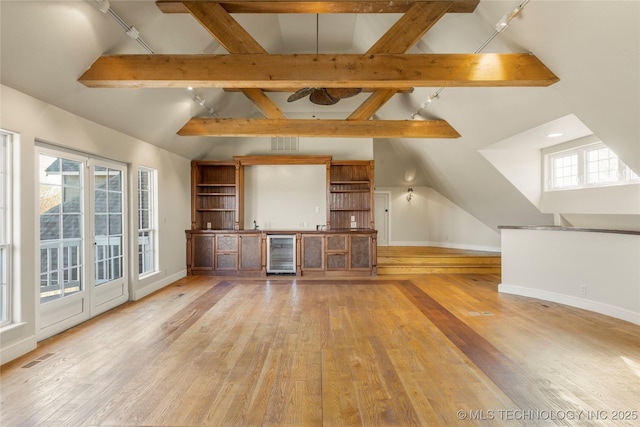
{"left": 376, "top": 246, "right": 501, "bottom": 275}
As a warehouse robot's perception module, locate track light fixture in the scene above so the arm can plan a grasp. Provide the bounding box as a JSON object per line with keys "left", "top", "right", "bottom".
{"left": 94, "top": 1, "right": 219, "bottom": 117}
{"left": 410, "top": 0, "right": 531, "bottom": 120}
{"left": 188, "top": 88, "right": 218, "bottom": 116}
{"left": 95, "top": 0, "right": 110, "bottom": 14}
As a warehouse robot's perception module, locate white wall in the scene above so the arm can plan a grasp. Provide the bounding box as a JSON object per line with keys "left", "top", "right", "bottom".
{"left": 376, "top": 186, "right": 501, "bottom": 251}
{"left": 0, "top": 85, "right": 191, "bottom": 364}
{"left": 204, "top": 136, "right": 373, "bottom": 160}
{"left": 499, "top": 227, "right": 640, "bottom": 325}
{"left": 244, "top": 165, "right": 326, "bottom": 230}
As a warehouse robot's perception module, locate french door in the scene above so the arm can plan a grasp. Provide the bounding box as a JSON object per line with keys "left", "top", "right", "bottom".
{"left": 38, "top": 148, "right": 128, "bottom": 340}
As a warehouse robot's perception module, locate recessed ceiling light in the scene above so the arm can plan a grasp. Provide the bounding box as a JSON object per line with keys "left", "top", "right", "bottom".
{"left": 547, "top": 132, "right": 563, "bottom": 138}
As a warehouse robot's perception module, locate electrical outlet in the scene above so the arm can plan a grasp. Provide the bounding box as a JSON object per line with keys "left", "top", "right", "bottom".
{"left": 206, "top": 222, "right": 211, "bottom": 229}
{"left": 579, "top": 285, "right": 587, "bottom": 295}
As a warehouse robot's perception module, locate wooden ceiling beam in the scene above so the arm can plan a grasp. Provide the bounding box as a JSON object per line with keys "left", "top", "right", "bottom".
{"left": 156, "top": 1, "right": 479, "bottom": 15}
{"left": 178, "top": 118, "right": 461, "bottom": 138}
{"left": 78, "top": 53, "right": 559, "bottom": 89}
{"left": 184, "top": 1, "right": 285, "bottom": 119}
{"left": 223, "top": 87, "right": 414, "bottom": 93}
{"left": 349, "top": 1, "right": 451, "bottom": 120}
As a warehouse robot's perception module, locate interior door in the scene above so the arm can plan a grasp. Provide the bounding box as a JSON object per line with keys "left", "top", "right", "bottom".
{"left": 374, "top": 192, "right": 390, "bottom": 245}
{"left": 91, "top": 161, "right": 128, "bottom": 315}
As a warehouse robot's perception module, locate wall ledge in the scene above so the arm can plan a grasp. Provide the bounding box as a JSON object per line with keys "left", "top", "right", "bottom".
{"left": 389, "top": 241, "right": 501, "bottom": 253}
{"left": 499, "top": 225, "right": 640, "bottom": 236}
{"left": 499, "top": 283, "right": 640, "bottom": 326}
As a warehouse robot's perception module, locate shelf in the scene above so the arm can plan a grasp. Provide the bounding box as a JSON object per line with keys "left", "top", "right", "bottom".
{"left": 197, "top": 193, "right": 236, "bottom": 196}
{"left": 329, "top": 208, "right": 371, "bottom": 211}
{"left": 330, "top": 181, "right": 370, "bottom": 185}
{"left": 197, "top": 183, "right": 236, "bottom": 187}
{"left": 197, "top": 208, "right": 236, "bottom": 212}
{"left": 330, "top": 189, "right": 370, "bottom": 193}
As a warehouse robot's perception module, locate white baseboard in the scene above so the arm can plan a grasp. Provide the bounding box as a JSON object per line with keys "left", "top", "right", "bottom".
{"left": 389, "top": 240, "right": 501, "bottom": 253}
{"left": 0, "top": 335, "right": 37, "bottom": 366}
{"left": 133, "top": 269, "right": 187, "bottom": 300}
{"left": 499, "top": 283, "right": 640, "bottom": 326}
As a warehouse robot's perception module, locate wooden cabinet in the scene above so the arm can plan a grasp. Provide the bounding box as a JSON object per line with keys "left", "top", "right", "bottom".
{"left": 215, "top": 234, "right": 238, "bottom": 270}
{"left": 189, "top": 233, "right": 215, "bottom": 273}
{"left": 187, "top": 230, "right": 376, "bottom": 276}
{"left": 350, "top": 235, "right": 373, "bottom": 270}
{"left": 326, "top": 234, "right": 349, "bottom": 271}
{"left": 327, "top": 161, "right": 374, "bottom": 230}
{"left": 191, "top": 161, "right": 243, "bottom": 230}
{"left": 239, "top": 234, "right": 263, "bottom": 273}
{"left": 301, "top": 234, "right": 324, "bottom": 271}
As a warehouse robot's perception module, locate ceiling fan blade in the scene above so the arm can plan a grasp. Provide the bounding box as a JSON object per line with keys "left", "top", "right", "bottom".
{"left": 310, "top": 88, "right": 339, "bottom": 105}
{"left": 324, "top": 88, "right": 362, "bottom": 99}
{"left": 287, "top": 87, "right": 315, "bottom": 102}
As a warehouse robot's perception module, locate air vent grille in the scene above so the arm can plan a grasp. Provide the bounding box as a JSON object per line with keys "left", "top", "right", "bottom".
{"left": 270, "top": 136, "right": 299, "bottom": 152}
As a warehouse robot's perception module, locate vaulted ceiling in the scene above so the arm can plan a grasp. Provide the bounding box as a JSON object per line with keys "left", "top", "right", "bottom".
{"left": 1, "top": 0, "right": 638, "bottom": 231}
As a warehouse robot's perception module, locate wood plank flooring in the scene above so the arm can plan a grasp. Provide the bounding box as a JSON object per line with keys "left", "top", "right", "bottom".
{"left": 2, "top": 274, "right": 639, "bottom": 426}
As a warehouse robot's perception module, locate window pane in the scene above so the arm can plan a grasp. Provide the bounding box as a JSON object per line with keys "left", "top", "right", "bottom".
{"left": 63, "top": 187, "right": 81, "bottom": 213}
{"left": 40, "top": 185, "right": 62, "bottom": 214}
{"left": 94, "top": 166, "right": 107, "bottom": 189}
{"left": 552, "top": 153, "right": 578, "bottom": 188}
{"left": 108, "top": 170, "right": 122, "bottom": 192}
{"left": 108, "top": 192, "right": 122, "bottom": 213}
{"left": 62, "top": 214, "right": 81, "bottom": 239}
{"left": 95, "top": 190, "right": 107, "bottom": 213}
{"left": 587, "top": 147, "right": 618, "bottom": 184}
{"left": 40, "top": 215, "right": 60, "bottom": 240}
{"left": 137, "top": 168, "right": 156, "bottom": 276}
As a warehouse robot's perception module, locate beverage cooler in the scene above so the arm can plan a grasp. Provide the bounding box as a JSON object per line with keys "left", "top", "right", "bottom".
{"left": 266, "top": 234, "right": 296, "bottom": 274}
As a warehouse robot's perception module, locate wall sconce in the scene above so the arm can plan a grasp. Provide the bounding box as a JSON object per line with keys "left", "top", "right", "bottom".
{"left": 406, "top": 187, "right": 413, "bottom": 202}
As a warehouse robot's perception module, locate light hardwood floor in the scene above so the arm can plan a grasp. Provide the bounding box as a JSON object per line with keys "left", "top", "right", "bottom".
{"left": 1, "top": 274, "right": 639, "bottom": 426}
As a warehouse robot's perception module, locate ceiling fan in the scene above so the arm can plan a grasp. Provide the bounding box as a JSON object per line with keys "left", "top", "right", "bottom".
{"left": 287, "top": 87, "right": 362, "bottom": 105}
{"left": 286, "top": 14, "right": 362, "bottom": 106}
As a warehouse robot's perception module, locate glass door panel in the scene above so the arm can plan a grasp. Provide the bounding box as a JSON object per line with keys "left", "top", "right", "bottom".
{"left": 91, "top": 162, "right": 127, "bottom": 315}
{"left": 94, "top": 166, "right": 124, "bottom": 286}
{"left": 39, "top": 154, "right": 84, "bottom": 304}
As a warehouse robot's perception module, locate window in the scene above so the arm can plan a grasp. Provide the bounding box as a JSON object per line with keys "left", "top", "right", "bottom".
{"left": 138, "top": 167, "right": 156, "bottom": 276}
{"left": 546, "top": 142, "right": 639, "bottom": 190}
{"left": 0, "top": 132, "right": 12, "bottom": 327}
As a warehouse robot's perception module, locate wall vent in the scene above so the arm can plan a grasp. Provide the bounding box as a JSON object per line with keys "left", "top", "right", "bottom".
{"left": 270, "top": 136, "right": 299, "bottom": 152}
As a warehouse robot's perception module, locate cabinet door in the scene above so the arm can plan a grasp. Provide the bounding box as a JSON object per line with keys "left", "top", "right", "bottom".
{"left": 239, "top": 234, "right": 262, "bottom": 271}
{"left": 191, "top": 234, "right": 215, "bottom": 271}
{"left": 301, "top": 235, "right": 324, "bottom": 270}
{"left": 215, "top": 234, "right": 238, "bottom": 270}
{"left": 326, "top": 234, "right": 348, "bottom": 271}
{"left": 350, "top": 235, "right": 371, "bottom": 270}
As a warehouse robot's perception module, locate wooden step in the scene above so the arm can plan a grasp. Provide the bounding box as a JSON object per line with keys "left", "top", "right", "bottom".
{"left": 377, "top": 246, "right": 501, "bottom": 275}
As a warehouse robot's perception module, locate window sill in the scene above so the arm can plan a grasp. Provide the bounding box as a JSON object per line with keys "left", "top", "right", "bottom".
{"left": 0, "top": 321, "right": 27, "bottom": 335}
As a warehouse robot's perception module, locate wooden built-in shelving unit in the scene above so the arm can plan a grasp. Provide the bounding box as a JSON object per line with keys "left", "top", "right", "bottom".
{"left": 327, "top": 160, "right": 374, "bottom": 230}
{"left": 187, "top": 156, "right": 376, "bottom": 276}
{"left": 191, "top": 161, "right": 243, "bottom": 230}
